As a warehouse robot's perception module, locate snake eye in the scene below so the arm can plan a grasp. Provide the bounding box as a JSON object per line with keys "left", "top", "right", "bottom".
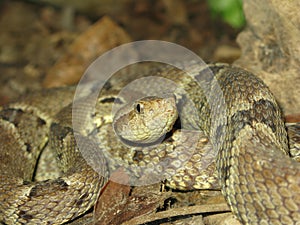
{"left": 135, "top": 103, "right": 143, "bottom": 114}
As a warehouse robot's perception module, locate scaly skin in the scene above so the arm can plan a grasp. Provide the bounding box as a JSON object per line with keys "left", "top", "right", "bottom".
{"left": 0, "top": 63, "right": 299, "bottom": 224}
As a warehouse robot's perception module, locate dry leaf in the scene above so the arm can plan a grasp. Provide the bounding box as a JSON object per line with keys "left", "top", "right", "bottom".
{"left": 43, "top": 16, "right": 132, "bottom": 88}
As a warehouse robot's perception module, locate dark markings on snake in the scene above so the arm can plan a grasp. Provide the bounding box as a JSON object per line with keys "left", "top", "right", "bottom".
{"left": 76, "top": 192, "right": 89, "bottom": 206}
{"left": 289, "top": 124, "right": 300, "bottom": 144}
{"left": 24, "top": 143, "right": 32, "bottom": 153}
{"left": 102, "top": 81, "right": 112, "bottom": 90}
{"left": 253, "top": 99, "right": 278, "bottom": 133}
{"left": 57, "top": 152, "right": 63, "bottom": 160}
{"left": 89, "top": 127, "right": 101, "bottom": 137}
{"left": 230, "top": 110, "right": 253, "bottom": 139}
{"left": 50, "top": 123, "right": 73, "bottom": 140}
{"left": 100, "top": 97, "right": 123, "bottom": 104}
{"left": 56, "top": 178, "right": 69, "bottom": 188}
{"left": 133, "top": 150, "right": 144, "bottom": 162}
{"left": 221, "top": 163, "right": 232, "bottom": 184}
{"left": 229, "top": 99, "right": 278, "bottom": 144}
{"left": 29, "top": 186, "right": 39, "bottom": 197}
{"left": 176, "top": 94, "right": 188, "bottom": 114}
{"left": 0, "top": 108, "right": 24, "bottom": 126}
{"left": 208, "top": 64, "right": 226, "bottom": 76}
{"left": 36, "top": 117, "right": 46, "bottom": 127}
{"left": 194, "top": 64, "right": 226, "bottom": 83}
{"left": 19, "top": 210, "right": 33, "bottom": 220}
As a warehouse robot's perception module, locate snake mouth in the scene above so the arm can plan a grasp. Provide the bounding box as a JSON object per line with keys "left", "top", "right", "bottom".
{"left": 116, "top": 115, "right": 182, "bottom": 148}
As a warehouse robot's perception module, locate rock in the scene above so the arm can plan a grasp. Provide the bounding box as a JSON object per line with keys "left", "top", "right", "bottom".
{"left": 235, "top": 0, "right": 300, "bottom": 114}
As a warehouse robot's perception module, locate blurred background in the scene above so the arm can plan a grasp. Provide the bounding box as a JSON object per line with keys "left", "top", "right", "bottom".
{"left": 0, "top": 0, "right": 244, "bottom": 103}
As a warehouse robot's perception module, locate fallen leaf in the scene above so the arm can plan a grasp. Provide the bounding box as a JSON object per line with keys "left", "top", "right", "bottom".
{"left": 43, "top": 16, "right": 132, "bottom": 88}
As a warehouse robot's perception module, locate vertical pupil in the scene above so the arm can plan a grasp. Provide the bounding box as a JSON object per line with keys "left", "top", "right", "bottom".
{"left": 136, "top": 104, "right": 141, "bottom": 113}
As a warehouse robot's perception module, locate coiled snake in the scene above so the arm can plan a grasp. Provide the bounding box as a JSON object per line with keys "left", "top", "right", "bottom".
{"left": 0, "top": 63, "right": 299, "bottom": 224}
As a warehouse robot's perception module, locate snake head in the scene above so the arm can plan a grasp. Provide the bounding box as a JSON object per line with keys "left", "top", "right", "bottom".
{"left": 113, "top": 94, "right": 178, "bottom": 144}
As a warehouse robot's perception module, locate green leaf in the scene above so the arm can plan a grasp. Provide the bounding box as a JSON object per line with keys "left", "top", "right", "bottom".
{"left": 207, "top": 0, "right": 245, "bottom": 28}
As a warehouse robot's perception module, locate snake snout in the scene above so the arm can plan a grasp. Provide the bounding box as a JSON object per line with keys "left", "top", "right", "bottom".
{"left": 113, "top": 95, "right": 178, "bottom": 144}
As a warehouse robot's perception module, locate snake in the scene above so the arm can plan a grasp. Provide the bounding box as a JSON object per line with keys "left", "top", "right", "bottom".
{"left": 0, "top": 62, "right": 299, "bottom": 224}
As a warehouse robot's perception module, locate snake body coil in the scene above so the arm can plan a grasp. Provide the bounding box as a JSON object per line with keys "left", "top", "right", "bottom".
{"left": 0, "top": 63, "right": 299, "bottom": 224}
